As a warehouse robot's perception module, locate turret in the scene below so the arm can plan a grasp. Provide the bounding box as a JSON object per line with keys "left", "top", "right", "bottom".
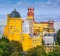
{"left": 27, "top": 7, "right": 34, "bottom": 18}
{"left": 49, "top": 20, "right": 54, "bottom": 28}
{"left": 27, "top": 7, "right": 34, "bottom": 35}
{"left": 48, "top": 20, "right": 55, "bottom": 32}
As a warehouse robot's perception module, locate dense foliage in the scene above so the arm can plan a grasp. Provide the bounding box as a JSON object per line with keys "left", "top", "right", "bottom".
{"left": 0, "top": 36, "right": 60, "bottom": 56}
{"left": 26, "top": 46, "right": 47, "bottom": 56}
{"left": 47, "top": 46, "right": 60, "bottom": 56}
{"left": 0, "top": 37, "right": 23, "bottom": 56}
{"left": 56, "top": 29, "right": 60, "bottom": 45}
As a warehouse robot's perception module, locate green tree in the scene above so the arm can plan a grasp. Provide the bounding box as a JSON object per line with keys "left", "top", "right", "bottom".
{"left": 26, "top": 47, "right": 37, "bottom": 56}
{"left": 56, "top": 29, "right": 60, "bottom": 45}
{"left": 10, "top": 52, "right": 20, "bottom": 56}
{"left": 0, "top": 48, "right": 4, "bottom": 56}
{"left": 0, "top": 37, "right": 23, "bottom": 56}
{"left": 9, "top": 40, "right": 23, "bottom": 56}
{"left": 47, "top": 46, "right": 60, "bottom": 56}
{"left": 0, "top": 36, "right": 9, "bottom": 43}
{"left": 53, "top": 46, "right": 60, "bottom": 56}
{"left": 36, "top": 46, "right": 47, "bottom": 56}
{"left": 0, "top": 37, "right": 10, "bottom": 56}
{"left": 26, "top": 46, "right": 47, "bottom": 56}
{"left": 47, "top": 52, "right": 58, "bottom": 56}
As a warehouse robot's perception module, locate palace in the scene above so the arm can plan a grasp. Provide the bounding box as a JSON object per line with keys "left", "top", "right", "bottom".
{"left": 4, "top": 7, "right": 55, "bottom": 51}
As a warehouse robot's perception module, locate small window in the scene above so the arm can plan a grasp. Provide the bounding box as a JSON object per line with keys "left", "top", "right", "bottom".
{"left": 37, "top": 40, "right": 38, "bottom": 41}
{"left": 19, "top": 20, "right": 20, "bottom": 21}
{"left": 10, "top": 26, "right": 12, "bottom": 28}
{"left": 48, "top": 34, "right": 52, "bottom": 36}
{"left": 48, "top": 25, "right": 49, "bottom": 26}
{"left": 33, "top": 40, "right": 34, "bottom": 41}
{"left": 14, "top": 25, "right": 16, "bottom": 28}
{"left": 14, "top": 20, "right": 16, "bottom": 22}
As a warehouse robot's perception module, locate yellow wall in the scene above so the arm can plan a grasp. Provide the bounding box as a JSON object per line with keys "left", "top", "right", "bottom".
{"left": 4, "top": 26, "right": 8, "bottom": 36}
{"left": 27, "top": 16, "right": 33, "bottom": 19}
{"left": 4, "top": 15, "right": 22, "bottom": 43}
{"left": 32, "top": 36, "right": 42, "bottom": 47}
{"left": 22, "top": 34, "right": 32, "bottom": 51}
{"left": 34, "top": 23, "right": 49, "bottom": 28}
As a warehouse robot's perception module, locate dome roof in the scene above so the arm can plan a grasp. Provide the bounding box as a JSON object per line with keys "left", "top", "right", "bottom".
{"left": 10, "top": 9, "right": 21, "bottom": 18}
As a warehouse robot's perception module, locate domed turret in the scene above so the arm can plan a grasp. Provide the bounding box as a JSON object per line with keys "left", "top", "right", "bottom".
{"left": 10, "top": 9, "right": 21, "bottom": 18}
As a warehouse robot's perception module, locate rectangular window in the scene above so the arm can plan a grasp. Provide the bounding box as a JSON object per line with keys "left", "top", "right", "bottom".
{"left": 14, "top": 20, "right": 16, "bottom": 22}
{"left": 10, "top": 26, "right": 12, "bottom": 29}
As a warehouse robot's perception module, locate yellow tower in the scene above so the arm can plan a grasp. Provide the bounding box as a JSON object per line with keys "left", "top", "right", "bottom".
{"left": 4, "top": 9, "right": 22, "bottom": 42}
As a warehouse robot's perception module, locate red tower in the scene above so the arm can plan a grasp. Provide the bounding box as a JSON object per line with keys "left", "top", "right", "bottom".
{"left": 49, "top": 20, "right": 54, "bottom": 28}
{"left": 27, "top": 7, "right": 34, "bottom": 18}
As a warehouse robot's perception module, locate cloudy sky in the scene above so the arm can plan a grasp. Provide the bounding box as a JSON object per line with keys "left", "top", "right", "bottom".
{"left": 0, "top": 0, "right": 60, "bottom": 25}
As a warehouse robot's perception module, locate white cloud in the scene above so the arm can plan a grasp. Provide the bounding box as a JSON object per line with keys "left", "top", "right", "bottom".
{"left": 15, "top": 1, "right": 31, "bottom": 6}
{"left": 35, "top": 2, "right": 38, "bottom": 5}
{"left": 17, "top": 2, "right": 22, "bottom": 5}
{"left": 34, "top": 0, "right": 60, "bottom": 7}
{"left": 46, "top": 0, "right": 60, "bottom": 6}
{"left": 53, "top": 0, "right": 59, "bottom": 6}
{"left": 46, "top": 1, "right": 52, "bottom": 5}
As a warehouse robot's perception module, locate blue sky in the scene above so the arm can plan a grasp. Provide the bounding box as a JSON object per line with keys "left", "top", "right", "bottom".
{"left": 0, "top": 0, "right": 60, "bottom": 15}
{"left": 0, "top": 0, "right": 60, "bottom": 25}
